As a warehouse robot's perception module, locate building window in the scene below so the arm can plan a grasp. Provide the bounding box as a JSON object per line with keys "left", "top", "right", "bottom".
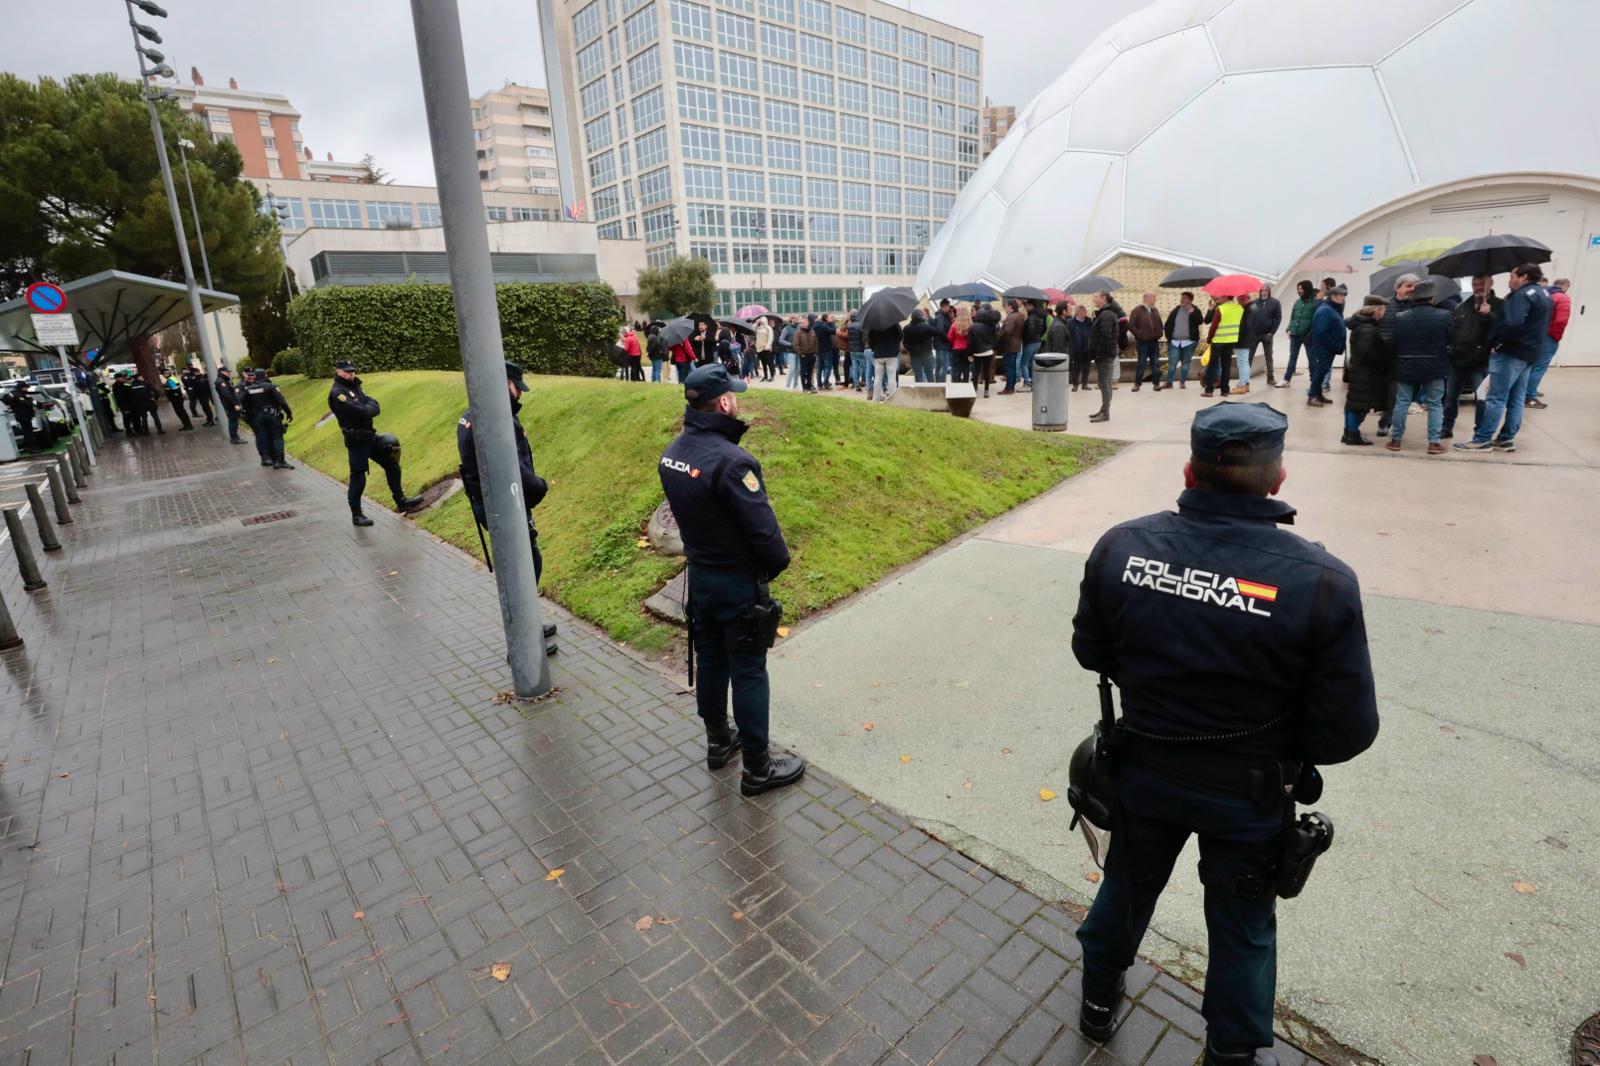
{"left": 871, "top": 87, "right": 898, "bottom": 119}
{"left": 840, "top": 148, "right": 869, "bottom": 178}
{"left": 486, "top": 205, "right": 510, "bottom": 222}
{"left": 872, "top": 153, "right": 900, "bottom": 183}
{"left": 839, "top": 79, "right": 868, "bottom": 114}
{"left": 959, "top": 106, "right": 979, "bottom": 137}
{"left": 689, "top": 242, "right": 729, "bottom": 272}
{"left": 308, "top": 198, "right": 362, "bottom": 228}
{"left": 876, "top": 248, "right": 904, "bottom": 273}
{"left": 677, "top": 84, "right": 718, "bottom": 122}
{"left": 720, "top": 52, "right": 757, "bottom": 90}
{"left": 904, "top": 158, "right": 928, "bottom": 186}
{"left": 801, "top": 71, "right": 834, "bottom": 105}
{"left": 727, "top": 168, "right": 764, "bottom": 202}
{"left": 268, "top": 196, "right": 307, "bottom": 230}
{"left": 843, "top": 214, "right": 871, "bottom": 242}
{"left": 617, "top": 142, "right": 631, "bottom": 176}
{"left": 628, "top": 45, "right": 662, "bottom": 91}
{"left": 841, "top": 115, "right": 869, "bottom": 148}
{"left": 844, "top": 184, "right": 870, "bottom": 213}
{"left": 773, "top": 288, "right": 810, "bottom": 313}
{"left": 902, "top": 62, "right": 928, "bottom": 95}
{"left": 416, "top": 203, "right": 441, "bottom": 227}
{"left": 209, "top": 110, "right": 232, "bottom": 129}
{"left": 730, "top": 206, "right": 766, "bottom": 239}
{"left": 258, "top": 113, "right": 272, "bottom": 128}
{"left": 837, "top": 6, "right": 864, "bottom": 42}
{"left": 589, "top": 151, "right": 617, "bottom": 186}
{"left": 958, "top": 44, "right": 979, "bottom": 77}
{"left": 632, "top": 86, "right": 665, "bottom": 131}
{"left": 845, "top": 248, "right": 872, "bottom": 274}
{"left": 683, "top": 164, "right": 724, "bottom": 199}
{"left": 875, "top": 217, "right": 901, "bottom": 245}
{"left": 725, "top": 130, "right": 762, "bottom": 166}
{"left": 838, "top": 43, "right": 866, "bottom": 79}
{"left": 799, "top": 32, "right": 832, "bottom": 68}
{"left": 958, "top": 77, "right": 978, "bottom": 106}
{"left": 670, "top": 0, "right": 713, "bottom": 39}
{"left": 675, "top": 42, "right": 715, "bottom": 82}
{"left": 266, "top": 158, "right": 282, "bottom": 178}
{"left": 903, "top": 125, "right": 928, "bottom": 155}
{"left": 803, "top": 106, "right": 835, "bottom": 140}
{"left": 932, "top": 191, "right": 954, "bottom": 218}
{"left": 931, "top": 161, "right": 956, "bottom": 189}
{"left": 804, "top": 143, "right": 836, "bottom": 174}
{"left": 574, "top": 0, "right": 603, "bottom": 44}
{"left": 578, "top": 39, "right": 606, "bottom": 83}
{"left": 733, "top": 244, "right": 769, "bottom": 274}
{"left": 907, "top": 218, "right": 930, "bottom": 246}
{"left": 874, "top": 185, "right": 900, "bottom": 213}
{"left": 758, "top": 0, "right": 793, "bottom": 22}
{"left": 773, "top": 245, "right": 806, "bottom": 273}
{"left": 640, "top": 166, "right": 673, "bottom": 204}
{"left": 805, "top": 177, "right": 838, "bottom": 208}
{"left": 584, "top": 114, "right": 614, "bottom": 152}
{"left": 262, "top": 136, "right": 277, "bottom": 151}
{"left": 798, "top": 0, "right": 830, "bottom": 31}
{"left": 931, "top": 69, "right": 954, "bottom": 101}
{"left": 580, "top": 78, "right": 610, "bottom": 118}
{"left": 764, "top": 99, "right": 800, "bottom": 134}
{"left": 870, "top": 17, "right": 898, "bottom": 52}
{"left": 767, "top": 136, "right": 801, "bottom": 170}
{"left": 872, "top": 121, "right": 900, "bottom": 151}
{"left": 687, "top": 203, "right": 725, "bottom": 236}
{"left": 624, "top": 6, "right": 657, "bottom": 51}
{"left": 527, "top": 144, "right": 556, "bottom": 158}
{"left": 931, "top": 36, "right": 955, "bottom": 69}
{"left": 763, "top": 62, "right": 798, "bottom": 99}
{"left": 770, "top": 209, "right": 804, "bottom": 240}
{"left": 598, "top": 221, "right": 624, "bottom": 239}
{"left": 717, "top": 10, "right": 755, "bottom": 49}
{"left": 932, "top": 131, "right": 955, "bottom": 159}
{"left": 808, "top": 246, "right": 841, "bottom": 275}
{"left": 636, "top": 127, "right": 670, "bottom": 168}
{"left": 769, "top": 174, "right": 803, "bottom": 204}
{"left": 807, "top": 212, "right": 839, "bottom": 242}
{"left": 366, "top": 202, "right": 414, "bottom": 228}
{"left": 760, "top": 23, "right": 796, "bottom": 60}
{"left": 608, "top": 26, "right": 621, "bottom": 63}
{"left": 871, "top": 53, "right": 898, "bottom": 89}
{"left": 646, "top": 245, "right": 675, "bottom": 269}
{"left": 901, "top": 27, "right": 927, "bottom": 61}
{"left": 723, "top": 91, "right": 761, "bottom": 128}
{"left": 959, "top": 137, "right": 978, "bottom": 165}
{"left": 681, "top": 124, "right": 721, "bottom": 161}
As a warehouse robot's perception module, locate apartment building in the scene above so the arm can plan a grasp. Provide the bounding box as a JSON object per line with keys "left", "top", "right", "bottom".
{"left": 980, "top": 99, "right": 1014, "bottom": 158}
{"left": 172, "top": 68, "right": 305, "bottom": 180}
{"left": 551, "top": 0, "right": 983, "bottom": 314}
{"left": 471, "top": 83, "right": 565, "bottom": 198}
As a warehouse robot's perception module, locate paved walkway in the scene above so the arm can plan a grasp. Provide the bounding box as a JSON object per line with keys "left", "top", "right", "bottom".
{"left": 0, "top": 430, "right": 1318, "bottom": 1066}
{"left": 770, "top": 368, "right": 1600, "bottom": 1065}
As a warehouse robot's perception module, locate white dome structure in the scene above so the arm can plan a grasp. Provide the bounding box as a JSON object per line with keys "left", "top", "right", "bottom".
{"left": 917, "top": 0, "right": 1600, "bottom": 303}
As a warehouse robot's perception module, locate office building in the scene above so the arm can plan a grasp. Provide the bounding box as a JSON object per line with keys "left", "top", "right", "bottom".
{"left": 551, "top": 0, "right": 983, "bottom": 314}
{"left": 980, "top": 100, "right": 1014, "bottom": 158}
{"left": 246, "top": 177, "right": 564, "bottom": 236}
{"left": 471, "top": 83, "right": 564, "bottom": 198}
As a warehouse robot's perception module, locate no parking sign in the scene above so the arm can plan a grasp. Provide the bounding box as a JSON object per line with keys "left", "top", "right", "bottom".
{"left": 24, "top": 281, "right": 67, "bottom": 314}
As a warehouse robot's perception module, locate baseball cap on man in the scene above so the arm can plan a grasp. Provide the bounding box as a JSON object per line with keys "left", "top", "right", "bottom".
{"left": 1190, "top": 402, "right": 1288, "bottom": 466}
{"left": 683, "top": 364, "right": 747, "bottom": 404}
{"left": 505, "top": 361, "right": 529, "bottom": 392}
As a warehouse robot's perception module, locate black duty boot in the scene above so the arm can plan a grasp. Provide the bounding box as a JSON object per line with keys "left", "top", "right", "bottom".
{"left": 398, "top": 495, "right": 426, "bottom": 513}
{"left": 352, "top": 513, "right": 374, "bottom": 527}
{"left": 1089, "top": 409, "right": 1110, "bottom": 423}
{"left": 1079, "top": 972, "right": 1125, "bottom": 1042}
{"left": 260, "top": 458, "right": 273, "bottom": 467}
{"left": 1202, "top": 1044, "right": 1278, "bottom": 1066}
{"left": 274, "top": 460, "right": 295, "bottom": 470}
{"left": 543, "top": 622, "right": 557, "bottom": 639}
{"left": 705, "top": 722, "right": 742, "bottom": 770}
{"left": 1340, "top": 430, "right": 1374, "bottom": 447}
{"left": 741, "top": 747, "right": 806, "bottom": 796}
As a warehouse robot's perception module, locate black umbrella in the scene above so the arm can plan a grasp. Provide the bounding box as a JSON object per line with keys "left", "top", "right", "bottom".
{"left": 1063, "top": 274, "right": 1124, "bottom": 295}
{"left": 717, "top": 317, "right": 755, "bottom": 336}
{"left": 1001, "top": 284, "right": 1049, "bottom": 302}
{"left": 1415, "top": 274, "right": 1461, "bottom": 302}
{"left": 1427, "top": 234, "right": 1552, "bottom": 279}
{"left": 659, "top": 316, "right": 698, "bottom": 347}
{"left": 1368, "top": 260, "right": 1429, "bottom": 298}
{"left": 1159, "top": 265, "right": 1220, "bottom": 288}
{"left": 932, "top": 282, "right": 998, "bottom": 302}
{"left": 858, "top": 287, "right": 919, "bottom": 332}
{"left": 608, "top": 344, "right": 631, "bottom": 369}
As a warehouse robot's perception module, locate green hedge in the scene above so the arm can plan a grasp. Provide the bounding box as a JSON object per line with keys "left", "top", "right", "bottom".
{"left": 272, "top": 347, "right": 304, "bottom": 374}
{"left": 287, "top": 282, "right": 625, "bottom": 379}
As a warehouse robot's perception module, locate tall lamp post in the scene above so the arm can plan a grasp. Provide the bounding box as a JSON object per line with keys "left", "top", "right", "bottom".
{"left": 176, "top": 137, "right": 232, "bottom": 371}
{"left": 122, "top": 0, "right": 228, "bottom": 436}
{"left": 263, "top": 188, "right": 297, "bottom": 302}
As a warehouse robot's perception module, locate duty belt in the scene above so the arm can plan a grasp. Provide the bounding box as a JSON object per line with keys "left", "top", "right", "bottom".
{"left": 1121, "top": 737, "right": 1299, "bottom": 812}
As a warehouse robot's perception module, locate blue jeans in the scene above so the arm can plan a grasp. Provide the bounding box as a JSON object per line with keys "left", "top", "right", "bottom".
{"left": 1442, "top": 364, "right": 1485, "bottom": 434}
{"left": 853, "top": 350, "right": 872, "bottom": 387}
{"left": 1019, "top": 340, "right": 1040, "bottom": 384}
{"left": 650, "top": 358, "right": 664, "bottom": 382}
{"left": 1078, "top": 766, "right": 1279, "bottom": 1055}
{"left": 1524, "top": 335, "right": 1558, "bottom": 398}
{"left": 1236, "top": 343, "right": 1252, "bottom": 385}
{"left": 1472, "top": 353, "right": 1533, "bottom": 444}
{"left": 1135, "top": 339, "right": 1161, "bottom": 384}
{"left": 1001, "top": 352, "right": 1018, "bottom": 390}
{"left": 1307, "top": 350, "right": 1337, "bottom": 401}
{"left": 1344, "top": 410, "right": 1364, "bottom": 434}
{"left": 1390, "top": 378, "right": 1446, "bottom": 444}
{"left": 935, "top": 348, "right": 952, "bottom": 382}
{"left": 1285, "top": 335, "right": 1305, "bottom": 380}
{"left": 1165, "top": 341, "right": 1194, "bottom": 384}
{"left": 687, "top": 566, "right": 771, "bottom": 756}
{"left": 910, "top": 354, "right": 937, "bottom": 382}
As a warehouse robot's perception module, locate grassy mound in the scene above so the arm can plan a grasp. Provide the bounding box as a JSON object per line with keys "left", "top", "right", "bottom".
{"left": 277, "top": 372, "right": 1115, "bottom": 653}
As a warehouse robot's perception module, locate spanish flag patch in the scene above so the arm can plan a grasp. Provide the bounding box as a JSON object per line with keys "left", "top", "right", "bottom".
{"left": 1235, "top": 579, "right": 1279, "bottom": 602}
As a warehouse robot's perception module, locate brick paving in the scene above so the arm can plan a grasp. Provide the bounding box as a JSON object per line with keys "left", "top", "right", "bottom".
{"left": 0, "top": 431, "right": 1322, "bottom": 1066}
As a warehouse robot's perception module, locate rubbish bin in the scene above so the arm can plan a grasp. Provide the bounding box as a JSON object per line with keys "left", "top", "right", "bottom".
{"left": 1031, "top": 352, "right": 1070, "bottom": 431}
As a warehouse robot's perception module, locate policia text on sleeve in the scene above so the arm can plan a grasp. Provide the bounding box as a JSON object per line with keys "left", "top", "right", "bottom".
{"left": 327, "top": 361, "right": 424, "bottom": 527}
{"left": 658, "top": 365, "right": 804, "bottom": 798}
{"left": 1064, "top": 402, "right": 1378, "bottom": 1066}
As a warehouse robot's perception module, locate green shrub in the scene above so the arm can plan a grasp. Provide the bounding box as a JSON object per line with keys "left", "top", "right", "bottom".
{"left": 272, "top": 347, "right": 304, "bottom": 374}
{"left": 287, "top": 282, "right": 625, "bottom": 378}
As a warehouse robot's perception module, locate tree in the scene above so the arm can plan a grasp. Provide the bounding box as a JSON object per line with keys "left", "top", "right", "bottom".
{"left": 357, "top": 153, "right": 391, "bottom": 185}
{"left": 0, "top": 73, "right": 284, "bottom": 304}
{"left": 239, "top": 268, "right": 298, "bottom": 364}
{"left": 636, "top": 256, "right": 716, "bottom": 319}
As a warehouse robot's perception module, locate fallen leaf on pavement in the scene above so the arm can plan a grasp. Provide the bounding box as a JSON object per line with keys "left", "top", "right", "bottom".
{"left": 1085, "top": 871, "right": 1101, "bottom": 884}
{"left": 1439, "top": 725, "right": 1455, "bottom": 733}
{"left": 1544, "top": 835, "right": 1568, "bottom": 849}
{"left": 58, "top": 772, "right": 69, "bottom": 779}
{"left": 490, "top": 963, "right": 511, "bottom": 982}
{"left": 731, "top": 910, "right": 745, "bottom": 921}
{"left": 1473, "top": 1056, "right": 1498, "bottom": 1066}
{"left": 1039, "top": 788, "right": 1057, "bottom": 802}
{"left": 545, "top": 868, "right": 565, "bottom": 882}
{"left": 266, "top": 658, "right": 280, "bottom": 665}
{"left": 1000, "top": 747, "right": 1012, "bottom": 755}
{"left": 607, "top": 999, "right": 639, "bottom": 1009}
{"left": 387, "top": 570, "right": 399, "bottom": 577}
{"left": 871, "top": 680, "right": 881, "bottom": 688}
{"left": 776, "top": 626, "right": 790, "bottom": 638}
{"left": 962, "top": 781, "right": 974, "bottom": 791}
{"left": 899, "top": 754, "right": 912, "bottom": 764}
{"left": 352, "top": 910, "right": 365, "bottom": 921}
{"left": 490, "top": 692, "right": 516, "bottom": 705}
{"left": 1503, "top": 952, "right": 1526, "bottom": 969}
{"left": 1512, "top": 881, "right": 1536, "bottom": 895}
{"left": 862, "top": 722, "right": 875, "bottom": 731}
{"left": 634, "top": 916, "right": 654, "bottom": 931}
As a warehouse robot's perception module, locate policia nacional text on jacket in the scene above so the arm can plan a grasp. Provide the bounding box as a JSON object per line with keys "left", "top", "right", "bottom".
{"left": 1068, "top": 402, "right": 1379, "bottom": 1065}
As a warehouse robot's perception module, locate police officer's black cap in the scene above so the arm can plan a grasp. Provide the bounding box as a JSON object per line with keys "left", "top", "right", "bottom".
{"left": 1191, "top": 402, "right": 1288, "bottom": 466}
{"left": 505, "top": 361, "right": 529, "bottom": 392}
{"left": 683, "top": 364, "right": 747, "bottom": 403}
{"left": 333, "top": 359, "right": 357, "bottom": 372}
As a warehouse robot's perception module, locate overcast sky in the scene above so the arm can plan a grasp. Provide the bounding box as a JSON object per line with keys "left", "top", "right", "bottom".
{"left": 10, "top": 0, "right": 1148, "bottom": 186}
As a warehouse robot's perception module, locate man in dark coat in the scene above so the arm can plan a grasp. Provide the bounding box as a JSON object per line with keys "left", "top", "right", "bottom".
{"left": 1386, "top": 286, "right": 1454, "bottom": 453}
{"left": 1341, "top": 297, "right": 1389, "bottom": 446}
{"left": 215, "top": 367, "right": 245, "bottom": 443}
{"left": 931, "top": 299, "right": 955, "bottom": 382}
{"left": 1088, "top": 292, "right": 1123, "bottom": 422}
{"left": 902, "top": 310, "right": 939, "bottom": 383}
{"left": 1246, "top": 285, "right": 1283, "bottom": 387}
{"left": 813, "top": 313, "right": 838, "bottom": 388}
{"left": 1443, "top": 276, "right": 1500, "bottom": 440}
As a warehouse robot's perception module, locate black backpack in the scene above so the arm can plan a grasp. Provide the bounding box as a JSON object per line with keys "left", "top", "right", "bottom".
{"left": 1023, "top": 309, "right": 1047, "bottom": 343}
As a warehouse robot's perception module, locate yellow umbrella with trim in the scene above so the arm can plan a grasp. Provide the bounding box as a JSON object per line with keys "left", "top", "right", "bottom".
{"left": 1380, "top": 237, "right": 1462, "bottom": 267}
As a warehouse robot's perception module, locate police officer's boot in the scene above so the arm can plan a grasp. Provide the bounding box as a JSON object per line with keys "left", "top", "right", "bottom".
{"left": 705, "top": 721, "right": 741, "bottom": 770}
{"left": 274, "top": 458, "right": 295, "bottom": 470}
{"left": 260, "top": 458, "right": 273, "bottom": 467}
{"left": 352, "top": 512, "right": 375, "bottom": 527}
{"left": 543, "top": 623, "right": 557, "bottom": 639}
{"left": 740, "top": 747, "right": 806, "bottom": 796}
{"left": 1078, "top": 971, "right": 1125, "bottom": 1042}
{"left": 1202, "top": 1043, "right": 1278, "bottom": 1066}
{"left": 397, "top": 495, "right": 426, "bottom": 514}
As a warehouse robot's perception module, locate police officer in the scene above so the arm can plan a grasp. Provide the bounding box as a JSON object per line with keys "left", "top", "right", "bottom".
{"left": 161, "top": 371, "right": 195, "bottom": 431}
{"left": 658, "top": 364, "right": 805, "bottom": 796}
{"left": 240, "top": 369, "right": 294, "bottom": 469}
{"left": 456, "top": 361, "right": 558, "bottom": 653}
{"left": 110, "top": 371, "right": 137, "bottom": 435}
{"left": 215, "top": 367, "right": 245, "bottom": 444}
{"left": 1069, "top": 404, "right": 1379, "bottom": 1065}
{"left": 127, "top": 372, "right": 164, "bottom": 435}
{"left": 2, "top": 382, "right": 42, "bottom": 450}
{"left": 328, "top": 360, "right": 424, "bottom": 527}
{"left": 182, "top": 364, "right": 215, "bottom": 425}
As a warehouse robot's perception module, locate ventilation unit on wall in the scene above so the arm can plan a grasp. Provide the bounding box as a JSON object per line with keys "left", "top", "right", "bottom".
{"left": 1431, "top": 194, "right": 1552, "bottom": 215}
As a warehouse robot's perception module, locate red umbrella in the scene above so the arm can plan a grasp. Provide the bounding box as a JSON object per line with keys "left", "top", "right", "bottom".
{"left": 1203, "top": 273, "right": 1264, "bottom": 298}
{"left": 1042, "top": 288, "right": 1070, "bottom": 304}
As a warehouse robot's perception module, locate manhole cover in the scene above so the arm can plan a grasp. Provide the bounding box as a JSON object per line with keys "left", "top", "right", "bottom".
{"left": 1576, "top": 1013, "right": 1600, "bottom": 1065}
{"left": 241, "top": 510, "right": 298, "bottom": 526}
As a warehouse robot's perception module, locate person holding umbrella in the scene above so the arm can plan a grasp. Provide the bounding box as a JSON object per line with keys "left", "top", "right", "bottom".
{"left": 1455, "top": 263, "right": 1552, "bottom": 453}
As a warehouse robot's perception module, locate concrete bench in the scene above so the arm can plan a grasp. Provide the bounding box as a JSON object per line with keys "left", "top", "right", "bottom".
{"left": 945, "top": 382, "right": 977, "bottom": 418}
{"left": 888, "top": 383, "right": 950, "bottom": 412}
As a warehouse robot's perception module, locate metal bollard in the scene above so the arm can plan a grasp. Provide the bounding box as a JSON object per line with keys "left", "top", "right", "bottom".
{"left": 24, "top": 483, "right": 63, "bottom": 551}
{"left": 0, "top": 579, "right": 20, "bottom": 650}
{"left": 67, "top": 440, "right": 87, "bottom": 483}
{"left": 62, "top": 449, "right": 86, "bottom": 492}
{"left": 75, "top": 438, "right": 93, "bottom": 476}
{"left": 56, "top": 454, "right": 81, "bottom": 503}
{"left": 1, "top": 507, "right": 47, "bottom": 591}
{"left": 44, "top": 468, "right": 73, "bottom": 526}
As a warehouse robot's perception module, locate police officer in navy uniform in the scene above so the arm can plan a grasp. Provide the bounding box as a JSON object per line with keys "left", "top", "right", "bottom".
{"left": 1070, "top": 403, "right": 1379, "bottom": 1065}
{"left": 328, "top": 360, "right": 424, "bottom": 527}
{"left": 240, "top": 369, "right": 294, "bottom": 469}
{"left": 215, "top": 367, "right": 244, "bottom": 444}
{"left": 456, "top": 361, "right": 558, "bottom": 652}
{"left": 658, "top": 364, "right": 805, "bottom": 796}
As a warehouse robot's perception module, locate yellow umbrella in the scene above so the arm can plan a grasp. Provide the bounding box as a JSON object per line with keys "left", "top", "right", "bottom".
{"left": 1380, "top": 237, "right": 1462, "bottom": 267}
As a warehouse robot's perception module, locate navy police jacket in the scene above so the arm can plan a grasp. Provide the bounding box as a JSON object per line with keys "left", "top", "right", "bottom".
{"left": 328, "top": 377, "right": 381, "bottom": 434}
{"left": 457, "top": 408, "right": 548, "bottom": 522}
{"left": 659, "top": 408, "right": 790, "bottom": 578}
{"left": 1072, "top": 488, "right": 1378, "bottom": 765}
{"left": 240, "top": 380, "right": 291, "bottom": 420}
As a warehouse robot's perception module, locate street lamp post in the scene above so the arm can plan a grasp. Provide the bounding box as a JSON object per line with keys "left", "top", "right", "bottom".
{"left": 176, "top": 137, "right": 232, "bottom": 371}
{"left": 263, "top": 188, "right": 297, "bottom": 303}
{"left": 122, "top": 0, "right": 228, "bottom": 437}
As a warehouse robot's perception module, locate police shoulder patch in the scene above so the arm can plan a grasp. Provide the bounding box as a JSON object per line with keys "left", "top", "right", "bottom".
{"left": 338, "top": 393, "right": 349, "bottom": 401}
{"left": 741, "top": 469, "right": 761, "bottom": 493}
